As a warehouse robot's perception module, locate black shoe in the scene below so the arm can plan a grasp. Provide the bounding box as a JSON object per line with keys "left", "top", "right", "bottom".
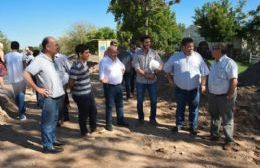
{"left": 105, "top": 125, "right": 113, "bottom": 131}
{"left": 53, "top": 140, "right": 65, "bottom": 147}
{"left": 42, "top": 147, "right": 64, "bottom": 154}
{"left": 138, "top": 119, "right": 145, "bottom": 125}
{"left": 64, "top": 118, "right": 70, "bottom": 122}
{"left": 117, "top": 121, "right": 129, "bottom": 127}
{"left": 223, "top": 141, "right": 234, "bottom": 150}
{"left": 210, "top": 136, "right": 220, "bottom": 141}
{"left": 172, "top": 126, "right": 182, "bottom": 133}
{"left": 149, "top": 119, "right": 158, "bottom": 126}
{"left": 190, "top": 129, "right": 198, "bottom": 136}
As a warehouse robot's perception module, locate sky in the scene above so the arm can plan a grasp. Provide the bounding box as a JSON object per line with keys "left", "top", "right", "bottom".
{"left": 0, "top": 0, "right": 258, "bottom": 48}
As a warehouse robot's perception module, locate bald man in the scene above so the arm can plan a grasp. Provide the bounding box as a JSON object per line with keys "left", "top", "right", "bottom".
{"left": 23, "top": 36, "right": 65, "bottom": 154}
{"left": 99, "top": 46, "right": 129, "bottom": 131}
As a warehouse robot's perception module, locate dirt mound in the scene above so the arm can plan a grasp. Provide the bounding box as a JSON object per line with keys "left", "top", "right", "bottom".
{"left": 235, "top": 86, "right": 260, "bottom": 133}
{"left": 0, "top": 87, "right": 17, "bottom": 122}
{"left": 238, "top": 62, "right": 260, "bottom": 86}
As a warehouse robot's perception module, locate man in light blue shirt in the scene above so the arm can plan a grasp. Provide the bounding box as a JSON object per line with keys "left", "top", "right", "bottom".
{"left": 55, "top": 49, "right": 71, "bottom": 122}
{"left": 164, "top": 38, "right": 209, "bottom": 135}
{"left": 207, "top": 43, "right": 238, "bottom": 150}
{"left": 5, "top": 41, "right": 27, "bottom": 120}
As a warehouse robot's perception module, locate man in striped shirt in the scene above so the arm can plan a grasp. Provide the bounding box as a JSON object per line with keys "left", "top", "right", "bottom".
{"left": 69, "top": 44, "right": 97, "bottom": 137}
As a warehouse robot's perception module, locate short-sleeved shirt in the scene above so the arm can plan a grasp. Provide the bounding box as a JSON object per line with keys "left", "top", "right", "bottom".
{"left": 132, "top": 48, "right": 163, "bottom": 84}
{"left": 5, "top": 51, "right": 24, "bottom": 83}
{"left": 55, "top": 53, "right": 71, "bottom": 85}
{"left": 208, "top": 55, "right": 238, "bottom": 95}
{"left": 99, "top": 56, "right": 125, "bottom": 85}
{"left": 25, "top": 53, "right": 65, "bottom": 98}
{"left": 163, "top": 51, "right": 209, "bottom": 90}
{"left": 69, "top": 60, "right": 91, "bottom": 96}
{"left": 23, "top": 54, "right": 35, "bottom": 65}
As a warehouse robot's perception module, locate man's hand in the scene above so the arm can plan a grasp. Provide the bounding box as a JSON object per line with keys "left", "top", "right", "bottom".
{"left": 101, "top": 76, "right": 108, "bottom": 84}
{"left": 36, "top": 87, "right": 49, "bottom": 97}
{"left": 201, "top": 85, "right": 207, "bottom": 95}
{"left": 144, "top": 73, "right": 156, "bottom": 80}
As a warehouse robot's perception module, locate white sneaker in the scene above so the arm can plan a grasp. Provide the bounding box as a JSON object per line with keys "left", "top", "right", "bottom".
{"left": 20, "top": 115, "right": 27, "bottom": 121}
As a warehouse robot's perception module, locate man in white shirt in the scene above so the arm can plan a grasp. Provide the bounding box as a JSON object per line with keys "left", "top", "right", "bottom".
{"left": 23, "top": 37, "right": 65, "bottom": 154}
{"left": 164, "top": 38, "right": 209, "bottom": 135}
{"left": 5, "top": 41, "right": 27, "bottom": 120}
{"left": 207, "top": 43, "right": 238, "bottom": 150}
{"left": 99, "top": 46, "right": 129, "bottom": 131}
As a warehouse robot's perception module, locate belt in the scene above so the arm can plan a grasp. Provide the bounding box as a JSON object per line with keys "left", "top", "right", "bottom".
{"left": 105, "top": 83, "right": 121, "bottom": 86}
{"left": 209, "top": 93, "right": 227, "bottom": 97}
{"left": 175, "top": 86, "right": 198, "bottom": 92}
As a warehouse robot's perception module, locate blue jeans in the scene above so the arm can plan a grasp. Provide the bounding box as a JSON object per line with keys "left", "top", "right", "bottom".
{"left": 136, "top": 82, "right": 157, "bottom": 121}
{"left": 12, "top": 81, "right": 26, "bottom": 118}
{"left": 175, "top": 86, "right": 200, "bottom": 130}
{"left": 41, "top": 96, "right": 63, "bottom": 149}
{"left": 104, "top": 84, "right": 125, "bottom": 126}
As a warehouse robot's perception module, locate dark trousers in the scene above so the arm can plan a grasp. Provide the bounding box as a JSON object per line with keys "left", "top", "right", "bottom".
{"left": 130, "top": 69, "right": 136, "bottom": 93}
{"left": 123, "top": 72, "right": 131, "bottom": 98}
{"left": 104, "top": 84, "right": 125, "bottom": 126}
{"left": 174, "top": 86, "right": 200, "bottom": 130}
{"left": 73, "top": 93, "right": 97, "bottom": 135}
{"left": 58, "top": 85, "right": 70, "bottom": 121}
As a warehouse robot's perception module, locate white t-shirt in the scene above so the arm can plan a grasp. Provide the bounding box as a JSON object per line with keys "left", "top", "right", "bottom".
{"left": 5, "top": 51, "right": 25, "bottom": 83}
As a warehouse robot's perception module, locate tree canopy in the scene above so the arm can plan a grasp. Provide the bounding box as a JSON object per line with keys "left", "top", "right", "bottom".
{"left": 0, "top": 31, "right": 10, "bottom": 53}
{"left": 59, "top": 23, "right": 116, "bottom": 55}
{"left": 108, "top": 0, "right": 182, "bottom": 52}
{"left": 193, "top": 0, "right": 246, "bottom": 42}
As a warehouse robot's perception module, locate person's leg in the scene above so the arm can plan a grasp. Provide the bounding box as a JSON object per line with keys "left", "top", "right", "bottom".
{"left": 124, "top": 73, "right": 131, "bottom": 99}
{"left": 188, "top": 88, "right": 200, "bottom": 131}
{"left": 147, "top": 82, "right": 157, "bottom": 122}
{"left": 73, "top": 95, "right": 88, "bottom": 135}
{"left": 88, "top": 93, "right": 97, "bottom": 132}
{"left": 136, "top": 82, "right": 145, "bottom": 121}
{"left": 51, "top": 97, "right": 62, "bottom": 143}
{"left": 13, "top": 81, "right": 26, "bottom": 119}
{"left": 174, "top": 87, "right": 186, "bottom": 128}
{"left": 41, "top": 98, "right": 58, "bottom": 149}
{"left": 219, "top": 94, "right": 236, "bottom": 143}
{"left": 115, "top": 85, "right": 125, "bottom": 124}
{"left": 208, "top": 94, "right": 221, "bottom": 139}
{"left": 63, "top": 90, "right": 70, "bottom": 121}
{"left": 130, "top": 69, "right": 136, "bottom": 94}
{"left": 58, "top": 95, "right": 65, "bottom": 124}
{"left": 105, "top": 85, "right": 115, "bottom": 129}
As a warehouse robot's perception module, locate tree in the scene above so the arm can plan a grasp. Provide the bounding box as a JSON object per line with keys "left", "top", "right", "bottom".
{"left": 59, "top": 23, "right": 116, "bottom": 55}
{"left": 193, "top": 0, "right": 246, "bottom": 42}
{"left": 242, "top": 5, "right": 260, "bottom": 53}
{"left": 0, "top": 31, "right": 10, "bottom": 53}
{"left": 108, "top": 0, "right": 182, "bottom": 52}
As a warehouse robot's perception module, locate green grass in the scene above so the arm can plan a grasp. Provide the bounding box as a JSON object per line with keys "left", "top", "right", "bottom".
{"left": 208, "top": 60, "right": 249, "bottom": 74}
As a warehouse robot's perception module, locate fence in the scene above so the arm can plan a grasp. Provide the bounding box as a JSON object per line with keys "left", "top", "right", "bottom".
{"left": 249, "top": 53, "right": 260, "bottom": 64}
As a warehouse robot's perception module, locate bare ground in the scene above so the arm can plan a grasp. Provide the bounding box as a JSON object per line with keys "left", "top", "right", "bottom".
{"left": 0, "top": 73, "right": 259, "bottom": 168}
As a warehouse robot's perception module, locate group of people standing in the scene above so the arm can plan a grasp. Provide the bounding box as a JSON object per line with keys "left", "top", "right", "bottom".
{"left": 0, "top": 34, "right": 238, "bottom": 153}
